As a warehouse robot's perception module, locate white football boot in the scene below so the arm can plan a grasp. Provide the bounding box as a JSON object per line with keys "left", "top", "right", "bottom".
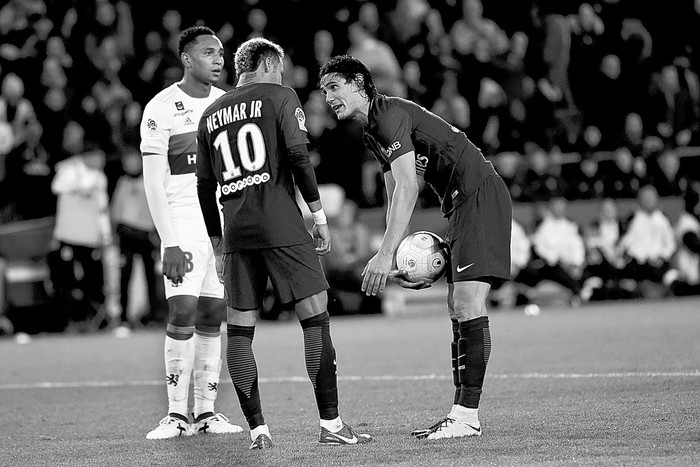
{"left": 146, "top": 415, "right": 194, "bottom": 439}
{"left": 193, "top": 413, "right": 244, "bottom": 435}
{"left": 426, "top": 417, "right": 482, "bottom": 439}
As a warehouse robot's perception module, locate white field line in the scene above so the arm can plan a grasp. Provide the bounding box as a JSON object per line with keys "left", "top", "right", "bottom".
{"left": 1, "top": 371, "right": 699, "bottom": 390}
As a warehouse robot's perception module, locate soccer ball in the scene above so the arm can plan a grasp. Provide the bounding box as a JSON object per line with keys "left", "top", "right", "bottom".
{"left": 395, "top": 231, "right": 450, "bottom": 282}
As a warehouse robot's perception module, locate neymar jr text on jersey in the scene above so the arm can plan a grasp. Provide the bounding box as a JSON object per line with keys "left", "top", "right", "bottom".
{"left": 205, "top": 100, "right": 263, "bottom": 133}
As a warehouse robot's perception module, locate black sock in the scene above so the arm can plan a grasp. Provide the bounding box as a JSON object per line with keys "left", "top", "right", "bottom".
{"left": 457, "top": 317, "right": 491, "bottom": 409}
{"left": 451, "top": 319, "right": 461, "bottom": 405}
{"left": 300, "top": 312, "right": 339, "bottom": 420}
{"left": 226, "top": 324, "right": 265, "bottom": 429}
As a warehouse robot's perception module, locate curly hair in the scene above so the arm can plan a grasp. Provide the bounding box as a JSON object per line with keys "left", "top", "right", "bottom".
{"left": 234, "top": 38, "right": 284, "bottom": 77}
{"left": 177, "top": 26, "right": 216, "bottom": 57}
{"left": 318, "top": 55, "right": 377, "bottom": 99}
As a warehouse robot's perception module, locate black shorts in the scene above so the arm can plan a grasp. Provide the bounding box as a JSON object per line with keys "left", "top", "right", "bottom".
{"left": 445, "top": 174, "right": 512, "bottom": 284}
{"left": 223, "top": 242, "right": 329, "bottom": 310}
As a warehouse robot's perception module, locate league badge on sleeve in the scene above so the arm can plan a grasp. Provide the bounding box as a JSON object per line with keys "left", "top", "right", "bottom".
{"left": 295, "top": 107, "right": 307, "bottom": 132}
{"left": 146, "top": 118, "right": 158, "bottom": 133}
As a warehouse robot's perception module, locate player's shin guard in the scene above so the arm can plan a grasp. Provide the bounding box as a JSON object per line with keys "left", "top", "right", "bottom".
{"left": 451, "top": 319, "right": 461, "bottom": 404}
{"left": 226, "top": 324, "right": 265, "bottom": 429}
{"left": 457, "top": 317, "right": 491, "bottom": 409}
{"left": 193, "top": 325, "right": 222, "bottom": 420}
{"left": 165, "top": 325, "right": 195, "bottom": 418}
{"left": 300, "top": 312, "right": 339, "bottom": 420}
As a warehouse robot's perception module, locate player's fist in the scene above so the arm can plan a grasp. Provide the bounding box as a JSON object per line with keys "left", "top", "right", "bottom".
{"left": 312, "top": 223, "right": 331, "bottom": 256}
{"left": 162, "top": 246, "right": 187, "bottom": 285}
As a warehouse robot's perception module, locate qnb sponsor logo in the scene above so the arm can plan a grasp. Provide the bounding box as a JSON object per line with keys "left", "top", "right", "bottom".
{"left": 386, "top": 141, "right": 401, "bottom": 157}
{"left": 221, "top": 172, "right": 271, "bottom": 195}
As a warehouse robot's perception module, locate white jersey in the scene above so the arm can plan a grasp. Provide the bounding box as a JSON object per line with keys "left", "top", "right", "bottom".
{"left": 140, "top": 83, "right": 225, "bottom": 240}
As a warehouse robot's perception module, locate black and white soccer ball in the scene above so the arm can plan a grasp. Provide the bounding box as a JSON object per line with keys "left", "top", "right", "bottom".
{"left": 395, "top": 230, "right": 450, "bottom": 282}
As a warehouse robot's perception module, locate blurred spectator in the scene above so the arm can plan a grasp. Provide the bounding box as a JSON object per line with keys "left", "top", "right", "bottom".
{"left": 431, "top": 69, "right": 471, "bottom": 131}
{"left": 670, "top": 181, "right": 700, "bottom": 296}
{"left": 649, "top": 148, "right": 688, "bottom": 197}
{"left": 110, "top": 147, "right": 160, "bottom": 330}
{"left": 516, "top": 143, "right": 568, "bottom": 202}
{"left": 0, "top": 72, "right": 37, "bottom": 152}
{"left": 585, "top": 54, "right": 628, "bottom": 150}
{"left": 489, "top": 217, "right": 533, "bottom": 308}
{"left": 520, "top": 197, "right": 586, "bottom": 304}
{"left": 131, "top": 30, "right": 179, "bottom": 104}
{"left": 616, "top": 185, "right": 678, "bottom": 296}
{"left": 2, "top": 120, "right": 54, "bottom": 221}
{"left": 322, "top": 199, "right": 380, "bottom": 315}
{"left": 580, "top": 198, "right": 627, "bottom": 301}
{"left": 565, "top": 155, "right": 606, "bottom": 200}
{"left": 569, "top": 3, "right": 606, "bottom": 113}
{"left": 49, "top": 121, "right": 111, "bottom": 331}
{"left": 646, "top": 62, "right": 700, "bottom": 148}
{"left": 603, "top": 147, "right": 648, "bottom": 199}
{"left": 347, "top": 21, "right": 406, "bottom": 97}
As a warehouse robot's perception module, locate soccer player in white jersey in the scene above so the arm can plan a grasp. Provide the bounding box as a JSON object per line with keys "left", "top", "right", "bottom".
{"left": 140, "top": 26, "right": 243, "bottom": 439}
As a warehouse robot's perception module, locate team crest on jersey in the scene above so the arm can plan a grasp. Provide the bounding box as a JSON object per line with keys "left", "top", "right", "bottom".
{"left": 175, "top": 101, "right": 185, "bottom": 111}
{"left": 146, "top": 119, "right": 157, "bottom": 131}
{"left": 295, "top": 107, "right": 307, "bottom": 132}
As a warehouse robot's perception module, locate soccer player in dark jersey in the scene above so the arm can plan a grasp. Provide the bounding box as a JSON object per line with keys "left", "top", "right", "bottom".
{"left": 196, "top": 38, "right": 372, "bottom": 450}
{"left": 319, "top": 55, "right": 513, "bottom": 439}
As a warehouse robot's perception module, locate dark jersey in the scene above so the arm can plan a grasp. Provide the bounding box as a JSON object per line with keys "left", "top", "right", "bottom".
{"left": 364, "top": 95, "right": 496, "bottom": 215}
{"left": 197, "top": 83, "right": 312, "bottom": 252}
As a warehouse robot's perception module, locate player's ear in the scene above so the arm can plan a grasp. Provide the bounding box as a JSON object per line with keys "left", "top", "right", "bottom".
{"left": 353, "top": 73, "right": 364, "bottom": 91}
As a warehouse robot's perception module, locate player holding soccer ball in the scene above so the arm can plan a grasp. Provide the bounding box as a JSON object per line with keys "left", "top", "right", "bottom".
{"left": 140, "top": 26, "right": 243, "bottom": 439}
{"left": 319, "top": 55, "right": 512, "bottom": 439}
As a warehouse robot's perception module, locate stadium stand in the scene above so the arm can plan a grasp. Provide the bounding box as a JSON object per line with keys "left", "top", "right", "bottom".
{"left": 0, "top": 0, "right": 699, "bottom": 332}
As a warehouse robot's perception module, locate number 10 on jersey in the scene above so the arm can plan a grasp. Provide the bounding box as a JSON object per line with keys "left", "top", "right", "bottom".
{"left": 214, "top": 123, "right": 267, "bottom": 182}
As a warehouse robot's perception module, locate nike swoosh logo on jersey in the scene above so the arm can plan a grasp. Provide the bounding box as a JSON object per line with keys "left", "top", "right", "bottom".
{"left": 456, "top": 263, "right": 474, "bottom": 273}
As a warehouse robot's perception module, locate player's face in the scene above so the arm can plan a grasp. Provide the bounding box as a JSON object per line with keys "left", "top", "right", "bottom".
{"left": 320, "top": 73, "right": 368, "bottom": 121}
{"left": 186, "top": 35, "right": 225, "bottom": 85}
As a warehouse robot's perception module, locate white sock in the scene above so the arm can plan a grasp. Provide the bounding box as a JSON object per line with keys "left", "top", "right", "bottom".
{"left": 251, "top": 424, "right": 271, "bottom": 441}
{"left": 193, "top": 331, "right": 222, "bottom": 419}
{"left": 448, "top": 404, "right": 460, "bottom": 417}
{"left": 451, "top": 405, "right": 479, "bottom": 426}
{"left": 319, "top": 416, "right": 343, "bottom": 432}
{"left": 164, "top": 335, "right": 194, "bottom": 417}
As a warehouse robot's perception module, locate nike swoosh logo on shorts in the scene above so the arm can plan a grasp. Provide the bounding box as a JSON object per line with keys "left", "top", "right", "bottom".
{"left": 456, "top": 263, "right": 474, "bottom": 273}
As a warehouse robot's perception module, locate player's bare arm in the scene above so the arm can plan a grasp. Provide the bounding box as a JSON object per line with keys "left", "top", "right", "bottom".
{"left": 362, "top": 151, "right": 420, "bottom": 296}
{"left": 287, "top": 144, "right": 330, "bottom": 255}
{"left": 142, "top": 154, "right": 187, "bottom": 285}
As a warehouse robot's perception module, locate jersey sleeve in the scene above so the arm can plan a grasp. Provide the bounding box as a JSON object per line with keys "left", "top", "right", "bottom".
{"left": 140, "top": 99, "right": 171, "bottom": 156}
{"left": 277, "top": 87, "right": 310, "bottom": 149}
{"left": 375, "top": 105, "right": 415, "bottom": 164}
{"left": 196, "top": 117, "right": 215, "bottom": 181}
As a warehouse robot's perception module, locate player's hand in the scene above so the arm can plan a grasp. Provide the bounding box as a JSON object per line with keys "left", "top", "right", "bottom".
{"left": 312, "top": 223, "right": 331, "bottom": 256}
{"left": 388, "top": 269, "right": 433, "bottom": 290}
{"left": 361, "top": 251, "right": 394, "bottom": 296}
{"left": 162, "top": 246, "right": 187, "bottom": 286}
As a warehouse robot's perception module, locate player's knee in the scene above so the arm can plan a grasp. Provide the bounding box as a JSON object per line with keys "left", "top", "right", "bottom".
{"left": 196, "top": 296, "right": 225, "bottom": 325}
{"left": 167, "top": 296, "right": 198, "bottom": 326}
{"left": 294, "top": 291, "right": 328, "bottom": 321}
{"left": 452, "top": 294, "right": 487, "bottom": 320}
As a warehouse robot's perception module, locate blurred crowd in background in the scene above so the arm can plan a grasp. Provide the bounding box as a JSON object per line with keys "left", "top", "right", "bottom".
{"left": 0, "top": 0, "right": 699, "bottom": 333}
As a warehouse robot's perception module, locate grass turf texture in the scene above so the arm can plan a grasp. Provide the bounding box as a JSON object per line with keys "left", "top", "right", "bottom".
{"left": 1, "top": 297, "right": 699, "bottom": 466}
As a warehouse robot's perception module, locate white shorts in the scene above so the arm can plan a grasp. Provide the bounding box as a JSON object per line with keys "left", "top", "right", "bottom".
{"left": 162, "top": 239, "right": 224, "bottom": 299}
